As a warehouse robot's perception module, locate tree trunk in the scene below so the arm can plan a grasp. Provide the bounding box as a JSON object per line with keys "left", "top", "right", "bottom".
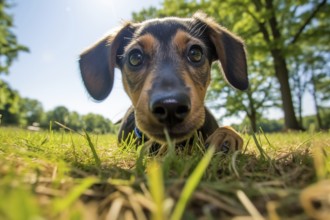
{"left": 247, "top": 90, "right": 258, "bottom": 132}
{"left": 271, "top": 50, "right": 301, "bottom": 130}
{"left": 254, "top": 0, "right": 301, "bottom": 130}
{"left": 297, "top": 80, "right": 304, "bottom": 128}
{"left": 292, "top": 71, "right": 304, "bottom": 128}
{"left": 249, "top": 113, "right": 257, "bottom": 133}
{"left": 313, "top": 92, "right": 323, "bottom": 130}
{"left": 311, "top": 76, "right": 324, "bottom": 129}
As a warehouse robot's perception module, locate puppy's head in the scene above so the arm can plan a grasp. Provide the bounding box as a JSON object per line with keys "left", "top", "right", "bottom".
{"left": 79, "top": 12, "right": 248, "bottom": 143}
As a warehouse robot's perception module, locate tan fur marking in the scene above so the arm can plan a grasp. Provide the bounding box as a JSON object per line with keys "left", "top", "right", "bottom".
{"left": 173, "top": 30, "right": 191, "bottom": 54}
{"left": 124, "top": 34, "right": 158, "bottom": 57}
{"left": 180, "top": 69, "right": 206, "bottom": 131}
{"left": 122, "top": 34, "right": 159, "bottom": 105}
{"left": 137, "top": 34, "right": 157, "bottom": 56}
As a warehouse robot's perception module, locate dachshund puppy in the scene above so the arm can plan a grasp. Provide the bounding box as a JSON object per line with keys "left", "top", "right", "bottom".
{"left": 79, "top": 12, "right": 248, "bottom": 152}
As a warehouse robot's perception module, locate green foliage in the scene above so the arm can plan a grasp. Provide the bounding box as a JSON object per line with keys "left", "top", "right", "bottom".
{"left": 20, "top": 97, "right": 44, "bottom": 125}
{"left": 43, "top": 107, "right": 117, "bottom": 134}
{"left": 0, "top": 80, "right": 23, "bottom": 125}
{"left": 0, "top": 0, "right": 29, "bottom": 75}
{"left": 82, "top": 113, "right": 115, "bottom": 134}
{"left": 303, "top": 108, "right": 330, "bottom": 130}
{"left": 0, "top": 80, "right": 116, "bottom": 134}
{"left": 232, "top": 117, "right": 284, "bottom": 133}
{"left": 46, "top": 106, "right": 70, "bottom": 125}
{"left": 289, "top": 50, "right": 330, "bottom": 129}
{"left": 208, "top": 60, "right": 281, "bottom": 131}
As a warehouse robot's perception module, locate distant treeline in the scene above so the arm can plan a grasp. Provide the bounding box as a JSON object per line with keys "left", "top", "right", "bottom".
{"left": 231, "top": 111, "right": 330, "bottom": 133}
{"left": 0, "top": 80, "right": 117, "bottom": 134}
{"left": 1, "top": 80, "right": 330, "bottom": 134}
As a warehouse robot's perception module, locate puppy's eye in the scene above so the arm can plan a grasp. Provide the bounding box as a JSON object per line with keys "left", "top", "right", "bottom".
{"left": 128, "top": 49, "right": 144, "bottom": 67}
{"left": 187, "top": 45, "right": 204, "bottom": 63}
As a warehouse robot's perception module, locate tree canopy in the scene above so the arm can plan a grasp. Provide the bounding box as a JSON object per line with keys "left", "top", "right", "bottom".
{"left": 0, "top": 0, "right": 28, "bottom": 75}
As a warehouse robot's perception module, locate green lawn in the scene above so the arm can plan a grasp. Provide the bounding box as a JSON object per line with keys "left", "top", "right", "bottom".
{"left": 0, "top": 126, "right": 329, "bottom": 220}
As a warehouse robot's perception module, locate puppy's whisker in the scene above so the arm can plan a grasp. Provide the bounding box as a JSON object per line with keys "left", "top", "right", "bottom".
{"left": 190, "top": 23, "right": 208, "bottom": 38}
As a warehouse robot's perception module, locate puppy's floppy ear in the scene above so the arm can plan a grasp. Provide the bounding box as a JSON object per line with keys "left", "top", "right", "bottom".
{"left": 193, "top": 12, "right": 249, "bottom": 91}
{"left": 79, "top": 23, "right": 135, "bottom": 101}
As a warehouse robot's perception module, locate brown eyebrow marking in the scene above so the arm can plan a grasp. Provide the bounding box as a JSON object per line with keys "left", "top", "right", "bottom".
{"left": 124, "top": 33, "right": 158, "bottom": 60}
{"left": 172, "top": 30, "right": 207, "bottom": 54}
{"left": 173, "top": 30, "right": 191, "bottom": 53}
{"left": 132, "top": 33, "right": 158, "bottom": 55}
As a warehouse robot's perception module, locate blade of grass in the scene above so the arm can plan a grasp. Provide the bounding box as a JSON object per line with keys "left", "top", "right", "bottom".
{"left": 164, "top": 128, "right": 175, "bottom": 157}
{"left": 251, "top": 129, "right": 274, "bottom": 167}
{"left": 162, "top": 128, "right": 176, "bottom": 178}
{"left": 84, "top": 130, "right": 101, "bottom": 168}
{"left": 136, "top": 142, "right": 149, "bottom": 176}
{"left": 170, "top": 145, "right": 215, "bottom": 220}
{"left": 260, "top": 127, "right": 276, "bottom": 151}
{"left": 52, "top": 177, "right": 98, "bottom": 215}
{"left": 54, "top": 121, "right": 83, "bottom": 136}
{"left": 147, "top": 160, "right": 166, "bottom": 220}
{"left": 231, "top": 151, "right": 240, "bottom": 178}
{"left": 313, "top": 144, "right": 326, "bottom": 180}
{"left": 237, "top": 190, "right": 264, "bottom": 220}
{"left": 251, "top": 130, "right": 266, "bottom": 160}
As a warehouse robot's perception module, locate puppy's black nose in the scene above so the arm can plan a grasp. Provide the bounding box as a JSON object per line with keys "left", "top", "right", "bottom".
{"left": 149, "top": 92, "right": 191, "bottom": 127}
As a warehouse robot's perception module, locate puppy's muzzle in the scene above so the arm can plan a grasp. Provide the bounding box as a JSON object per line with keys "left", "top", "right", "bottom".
{"left": 149, "top": 91, "right": 191, "bottom": 127}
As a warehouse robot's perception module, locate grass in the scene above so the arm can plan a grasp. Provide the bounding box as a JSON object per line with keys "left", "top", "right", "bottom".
{"left": 0, "top": 126, "right": 330, "bottom": 220}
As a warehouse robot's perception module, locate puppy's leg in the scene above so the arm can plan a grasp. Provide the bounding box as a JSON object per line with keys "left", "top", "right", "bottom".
{"left": 117, "top": 106, "right": 137, "bottom": 144}
{"left": 205, "top": 126, "right": 243, "bottom": 153}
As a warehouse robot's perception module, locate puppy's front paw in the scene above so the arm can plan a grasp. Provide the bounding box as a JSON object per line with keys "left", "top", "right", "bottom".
{"left": 205, "top": 126, "right": 243, "bottom": 153}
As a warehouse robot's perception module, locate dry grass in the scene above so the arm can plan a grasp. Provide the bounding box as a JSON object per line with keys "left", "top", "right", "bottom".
{"left": 0, "top": 126, "right": 329, "bottom": 220}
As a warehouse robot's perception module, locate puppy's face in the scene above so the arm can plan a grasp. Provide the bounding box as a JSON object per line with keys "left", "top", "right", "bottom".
{"left": 79, "top": 13, "right": 248, "bottom": 143}
{"left": 118, "top": 19, "right": 215, "bottom": 142}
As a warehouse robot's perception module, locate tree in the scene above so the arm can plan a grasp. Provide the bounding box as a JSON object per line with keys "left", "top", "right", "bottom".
{"left": 82, "top": 113, "right": 115, "bottom": 134}
{"left": 133, "top": 0, "right": 330, "bottom": 130}
{"left": 234, "top": 0, "right": 328, "bottom": 130}
{"left": 289, "top": 51, "right": 330, "bottom": 130}
{"left": 20, "top": 98, "right": 44, "bottom": 125}
{"left": 0, "top": 80, "right": 22, "bottom": 125}
{"left": 0, "top": 0, "right": 28, "bottom": 74}
{"left": 306, "top": 53, "right": 330, "bottom": 129}
{"left": 208, "top": 59, "right": 280, "bottom": 132}
{"left": 0, "top": 0, "right": 29, "bottom": 125}
{"left": 289, "top": 55, "right": 310, "bottom": 128}
{"left": 46, "top": 106, "right": 70, "bottom": 127}
{"left": 0, "top": 81, "right": 45, "bottom": 126}
{"left": 67, "top": 111, "right": 83, "bottom": 131}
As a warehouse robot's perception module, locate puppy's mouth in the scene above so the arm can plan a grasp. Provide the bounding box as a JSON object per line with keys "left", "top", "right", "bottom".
{"left": 147, "top": 128, "right": 194, "bottom": 143}
{"left": 136, "top": 113, "right": 205, "bottom": 143}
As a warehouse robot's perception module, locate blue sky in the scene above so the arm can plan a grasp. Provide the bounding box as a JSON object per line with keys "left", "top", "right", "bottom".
{"left": 3, "top": 0, "right": 162, "bottom": 122}
{"left": 3, "top": 0, "right": 316, "bottom": 124}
